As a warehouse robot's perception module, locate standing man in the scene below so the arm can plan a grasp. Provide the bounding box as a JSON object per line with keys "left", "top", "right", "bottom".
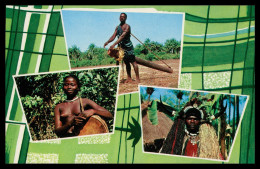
{"left": 104, "top": 13, "right": 140, "bottom": 83}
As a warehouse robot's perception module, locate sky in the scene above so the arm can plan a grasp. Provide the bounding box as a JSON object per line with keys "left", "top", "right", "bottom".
{"left": 61, "top": 10, "right": 184, "bottom": 52}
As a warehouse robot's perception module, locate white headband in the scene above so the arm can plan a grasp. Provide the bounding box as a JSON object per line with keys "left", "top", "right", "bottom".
{"left": 183, "top": 106, "right": 204, "bottom": 120}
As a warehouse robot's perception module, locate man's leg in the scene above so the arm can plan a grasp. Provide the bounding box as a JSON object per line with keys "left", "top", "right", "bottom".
{"left": 131, "top": 61, "right": 140, "bottom": 83}
{"left": 125, "top": 61, "right": 133, "bottom": 83}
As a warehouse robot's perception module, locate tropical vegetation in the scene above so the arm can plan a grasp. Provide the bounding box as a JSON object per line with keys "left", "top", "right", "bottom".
{"left": 140, "top": 87, "right": 247, "bottom": 159}
{"left": 15, "top": 67, "right": 119, "bottom": 141}
{"left": 69, "top": 38, "right": 181, "bottom": 68}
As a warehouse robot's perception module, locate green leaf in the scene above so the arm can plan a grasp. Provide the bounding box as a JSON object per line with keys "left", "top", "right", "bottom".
{"left": 147, "top": 100, "right": 158, "bottom": 125}
{"left": 78, "top": 72, "right": 85, "bottom": 79}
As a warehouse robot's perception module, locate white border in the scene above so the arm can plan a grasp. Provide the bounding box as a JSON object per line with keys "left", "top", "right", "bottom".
{"left": 178, "top": 13, "right": 185, "bottom": 88}
{"left": 60, "top": 8, "right": 185, "bottom": 95}
{"left": 138, "top": 84, "right": 249, "bottom": 162}
{"left": 60, "top": 9, "right": 72, "bottom": 70}
{"left": 12, "top": 66, "right": 121, "bottom": 143}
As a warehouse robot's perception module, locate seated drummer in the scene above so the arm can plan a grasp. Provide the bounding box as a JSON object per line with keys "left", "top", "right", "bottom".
{"left": 54, "top": 75, "right": 113, "bottom": 137}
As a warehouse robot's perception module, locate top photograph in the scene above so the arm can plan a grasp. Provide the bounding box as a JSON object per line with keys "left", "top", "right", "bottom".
{"left": 61, "top": 9, "right": 185, "bottom": 94}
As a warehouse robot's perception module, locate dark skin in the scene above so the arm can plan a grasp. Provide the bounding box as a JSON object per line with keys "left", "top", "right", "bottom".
{"left": 54, "top": 77, "right": 113, "bottom": 137}
{"left": 185, "top": 115, "right": 201, "bottom": 144}
{"left": 185, "top": 115, "right": 200, "bottom": 134}
{"left": 104, "top": 13, "right": 140, "bottom": 83}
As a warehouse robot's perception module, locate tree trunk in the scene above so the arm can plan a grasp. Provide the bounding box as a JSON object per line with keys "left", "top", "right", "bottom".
{"left": 135, "top": 57, "right": 173, "bottom": 73}
{"left": 220, "top": 113, "right": 226, "bottom": 160}
{"left": 236, "top": 95, "right": 240, "bottom": 127}
{"left": 233, "top": 96, "right": 236, "bottom": 132}
{"left": 229, "top": 95, "right": 231, "bottom": 124}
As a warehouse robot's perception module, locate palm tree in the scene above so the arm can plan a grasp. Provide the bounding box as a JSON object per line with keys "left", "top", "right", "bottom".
{"left": 87, "top": 43, "right": 96, "bottom": 60}
{"left": 150, "top": 41, "right": 163, "bottom": 53}
{"left": 164, "top": 38, "right": 180, "bottom": 54}
{"left": 69, "top": 45, "right": 81, "bottom": 60}
{"left": 146, "top": 87, "right": 155, "bottom": 102}
{"left": 173, "top": 90, "right": 189, "bottom": 110}
{"left": 142, "top": 38, "right": 151, "bottom": 55}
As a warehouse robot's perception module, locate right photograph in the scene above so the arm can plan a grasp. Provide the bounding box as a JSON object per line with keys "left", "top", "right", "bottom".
{"left": 139, "top": 85, "right": 249, "bottom": 161}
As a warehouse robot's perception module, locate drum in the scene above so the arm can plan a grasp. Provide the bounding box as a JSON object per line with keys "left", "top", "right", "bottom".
{"left": 78, "top": 115, "right": 109, "bottom": 136}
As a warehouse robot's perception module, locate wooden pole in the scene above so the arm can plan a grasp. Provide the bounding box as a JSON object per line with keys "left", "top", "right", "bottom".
{"left": 135, "top": 57, "right": 173, "bottom": 73}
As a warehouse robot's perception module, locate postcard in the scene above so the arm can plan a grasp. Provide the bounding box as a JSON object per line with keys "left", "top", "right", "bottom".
{"left": 139, "top": 85, "right": 249, "bottom": 162}
{"left": 61, "top": 9, "right": 185, "bottom": 94}
{"left": 13, "top": 66, "right": 119, "bottom": 142}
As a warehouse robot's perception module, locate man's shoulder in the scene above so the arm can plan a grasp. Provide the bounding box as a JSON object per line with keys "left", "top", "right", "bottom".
{"left": 125, "top": 23, "right": 131, "bottom": 28}
{"left": 122, "top": 24, "right": 130, "bottom": 32}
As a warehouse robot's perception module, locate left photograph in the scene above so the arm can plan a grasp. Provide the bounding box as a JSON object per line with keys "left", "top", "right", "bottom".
{"left": 13, "top": 67, "right": 119, "bottom": 141}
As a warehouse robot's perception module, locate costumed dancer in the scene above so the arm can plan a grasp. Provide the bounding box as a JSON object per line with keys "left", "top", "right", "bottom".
{"left": 160, "top": 100, "right": 224, "bottom": 160}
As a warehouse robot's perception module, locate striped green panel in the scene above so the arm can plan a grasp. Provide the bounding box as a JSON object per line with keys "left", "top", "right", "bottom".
{"left": 184, "top": 21, "right": 207, "bottom": 35}
{"left": 36, "top": 14, "right": 46, "bottom": 33}
{"left": 6, "top": 7, "right": 14, "bottom": 19}
{"left": 19, "top": 14, "right": 40, "bottom": 75}
{"left": 18, "top": 126, "right": 30, "bottom": 163}
{"left": 247, "top": 93, "right": 255, "bottom": 164}
{"left": 52, "top": 37, "right": 67, "bottom": 54}
{"left": 181, "top": 42, "right": 253, "bottom": 68}
{"left": 11, "top": 97, "right": 24, "bottom": 122}
{"left": 179, "top": 5, "right": 255, "bottom": 163}
{"left": 5, "top": 5, "right": 70, "bottom": 164}
{"left": 181, "top": 46, "right": 203, "bottom": 68}
{"left": 5, "top": 7, "right": 24, "bottom": 88}
{"left": 204, "top": 44, "right": 234, "bottom": 67}
{"left": 39, "top": 12, "right": 63, "bottom": 72}
{"left": 5, "top": 123, "right": 25, "bottom": 163}
{"left": 239, "top": 30, "right": 255, "bottom": 163}
{"left": 26, "top": 53, "right": 38, "bottom": 73}
{"left": 5, "top": 32, "right": 10, "bottom": 49}
{"left": 112, "top": 93, "right": 141, "bottom": 163}
{"left": 209, "top": 6, "right": 239, "bottom": 18}
{"left": 5, "top": 7, "right": 25, "bottom": 115}
{"left": 207, "top": 22, "right": 237, "bottom": 35}
{"left": 231, "top": 70, "right": 243, "bottom": 87}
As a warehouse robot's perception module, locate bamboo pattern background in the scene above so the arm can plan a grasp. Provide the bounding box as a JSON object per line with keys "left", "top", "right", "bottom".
{"left": 5, "top": 5, "right": 255, "bottom": 164}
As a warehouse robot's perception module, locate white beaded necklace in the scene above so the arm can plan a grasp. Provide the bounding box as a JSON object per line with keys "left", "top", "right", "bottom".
{"left": 65, "top": 96, "right": 79, "bottom": 102}
{"left": 185, "top": 128, "right": 200, "bottom": 145}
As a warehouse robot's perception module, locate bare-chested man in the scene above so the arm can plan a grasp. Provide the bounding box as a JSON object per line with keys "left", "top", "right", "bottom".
{"left": 104, "top": 13, "right": 140, "bottom": 83}
{"left": 54, "top": 75, "right": 113, "bottom": 137}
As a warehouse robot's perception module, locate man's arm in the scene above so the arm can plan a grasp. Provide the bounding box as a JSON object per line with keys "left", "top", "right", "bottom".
{"left": 104, "top": 26, "right": 118, "bottom": 48}
{"left": 109, "top": 24, "right": 130, "bottom": 49}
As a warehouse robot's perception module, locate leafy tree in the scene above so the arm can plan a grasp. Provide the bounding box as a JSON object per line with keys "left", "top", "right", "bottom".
{"left": 164, "top": 38, "right": 180, "bottom": 54}
{"left": 86, "top": 43, "right": 96, "bottom": 60}
{"left": 69, "top": 45, "right": 81, "bottom": 60}
{"left": 150, "top": 41, "right": 163, "bottom": 53}
{"left": 69, "top": 37, "right": 181, "bottom": 68}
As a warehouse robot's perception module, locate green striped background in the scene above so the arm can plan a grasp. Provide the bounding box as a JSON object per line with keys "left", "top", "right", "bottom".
{"left": 5, "top": 5, "right": 70, "bottom": 164}
{"left": 5, "top": 5, "right": 254, "bottom": 164}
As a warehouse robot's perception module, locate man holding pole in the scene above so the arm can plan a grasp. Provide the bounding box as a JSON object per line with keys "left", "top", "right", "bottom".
{"left": 104, "top": 12, "right": 140, "bottom": 83}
